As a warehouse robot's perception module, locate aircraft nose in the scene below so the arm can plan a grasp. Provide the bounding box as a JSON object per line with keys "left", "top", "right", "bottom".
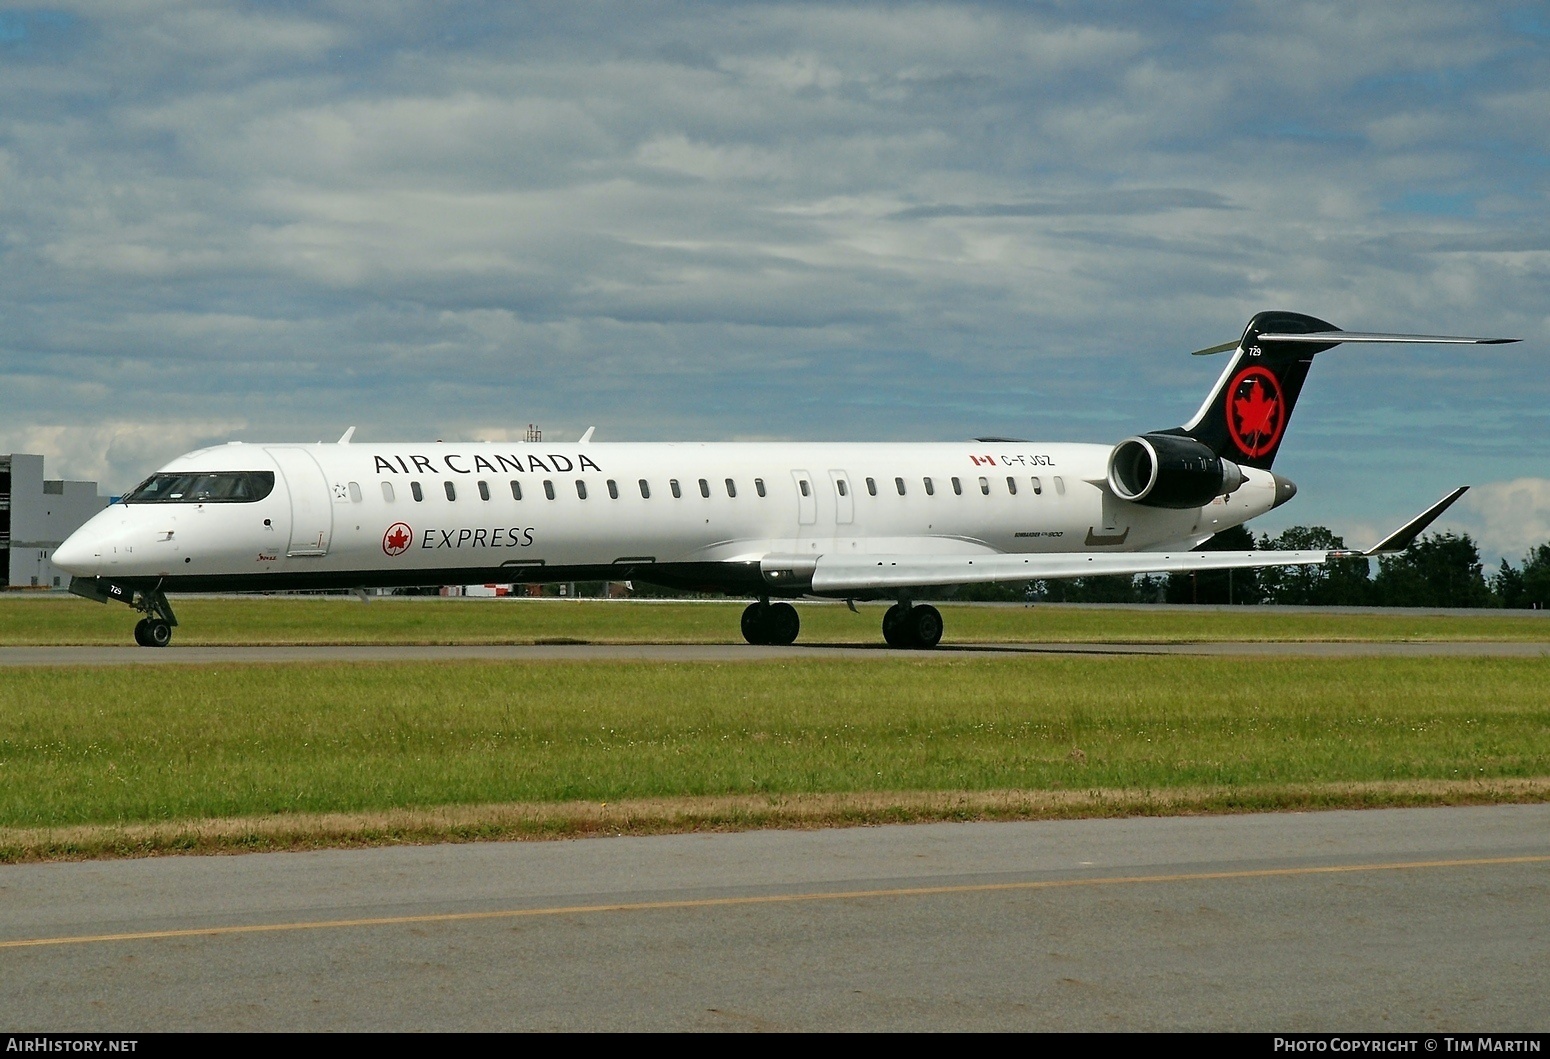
{"left": 53, "top": 527, "right": 98, "bottom": 574}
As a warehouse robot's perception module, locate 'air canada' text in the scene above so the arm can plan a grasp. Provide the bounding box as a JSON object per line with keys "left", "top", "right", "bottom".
{"left": 373, "top": 453, "right": 602, "bottom": 476}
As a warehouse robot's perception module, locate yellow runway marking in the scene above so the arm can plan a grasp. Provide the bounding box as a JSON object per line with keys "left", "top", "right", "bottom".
{"left": 3, "top": 854, "right": 1546, "bottom": 951}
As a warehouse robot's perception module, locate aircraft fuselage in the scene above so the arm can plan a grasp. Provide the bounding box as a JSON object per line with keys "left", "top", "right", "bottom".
{"left": 58, "top": 440, "right": 1284, "bottom": 597}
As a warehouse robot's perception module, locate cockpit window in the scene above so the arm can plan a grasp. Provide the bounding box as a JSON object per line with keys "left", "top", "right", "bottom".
{"left": 123, "top": 471, "right": 276, "bottom": 504}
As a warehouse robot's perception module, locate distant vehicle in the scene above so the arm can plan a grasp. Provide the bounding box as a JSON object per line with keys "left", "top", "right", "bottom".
{"left": 56, "top": 312, "right": 1515, "bottom": 648}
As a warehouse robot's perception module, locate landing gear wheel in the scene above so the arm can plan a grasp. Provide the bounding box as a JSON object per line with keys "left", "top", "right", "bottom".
{"left": 766, "top": 602, "right": 800, "bottom": 645}
{"left": 741, "top": 602, "right": 770, "bottom": 645}
{"left": 881, "top": 603, "right": 943, "bottom": 649}
{"left": 908, "top": 604, "right": 943, "bottom": 649}
{"left": 143, "top": 619, "right": 173, "bottom": 648}
{"left": 133, "top": 619, "right": 152, "bottom": 647}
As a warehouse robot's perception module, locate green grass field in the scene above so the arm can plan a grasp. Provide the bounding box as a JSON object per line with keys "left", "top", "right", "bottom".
{"left": 3, "top": 655, "right": 1547, "bottom": 860}
{"left": 5, "top": 596, "right": 1548, "bottom": 860}
{"left": 3, "top": 594, "right": 1549, "bottom": 645}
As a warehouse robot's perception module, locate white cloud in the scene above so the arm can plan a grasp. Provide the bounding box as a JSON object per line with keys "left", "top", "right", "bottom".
{"left": 0, "top": 0, "right": 1546, "bottom": 522}
{"left": 1454, "top": 479, "right": 1550, "bottom": 565}
{"left": 0, "top": 419, "right": 248, "bottom": 492}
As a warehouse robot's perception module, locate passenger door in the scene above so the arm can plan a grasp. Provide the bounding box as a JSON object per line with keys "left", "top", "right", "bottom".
{"left": 265, "top": 447, "right": 333, "bottom": 556}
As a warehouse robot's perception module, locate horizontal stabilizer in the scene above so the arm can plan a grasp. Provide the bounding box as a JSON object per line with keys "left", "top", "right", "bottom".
{"left": 1257, "top": 331, "right": 1519, "bottom": 345}
{"left": 1192, "top": 331, "right": 1519, "bottom": 355}
{"left": 1189, "top": 340, "right": 1241, "bottom": 356}
{"left": 1360, "top": 486, "right": 1469, "bottom": 556}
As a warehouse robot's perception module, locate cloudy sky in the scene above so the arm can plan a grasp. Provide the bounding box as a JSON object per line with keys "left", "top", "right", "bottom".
{"left": 2, "top": 1, "right": 1546, "bottom": 562}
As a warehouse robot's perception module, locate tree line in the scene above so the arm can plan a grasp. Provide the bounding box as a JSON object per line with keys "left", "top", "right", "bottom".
{"left": 959, "top": 527, "right": 1550, "bottom": 608}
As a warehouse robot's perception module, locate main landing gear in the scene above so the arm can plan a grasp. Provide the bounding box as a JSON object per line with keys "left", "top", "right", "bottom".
{"left": 882, "top": 601, "right": 943, "bottom": 649}
{"left": 741, "top": 600, "right": 800, "bottom": 645}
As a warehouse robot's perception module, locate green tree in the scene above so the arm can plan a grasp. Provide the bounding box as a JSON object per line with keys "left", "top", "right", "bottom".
{"left": 1043, "top": 574, "right": 1149, "bottom": 603}
{"left": 1373, "top": 531, "right": 1491, "bottom": 608}
{"left": 1494, "top": 543, "right": 1550, "bottom": 609}
{"left": 1492, "top": 559, "right": 1526, "bottom": 609}
{"left": 1163, "top": 525, "right": 1262, "bottom": 604}
{"left": 1524, "top": 544, "right": 1550, "bottom": 609}
{"left": 1257, "top": 526, "right": 1372, "bottom": 606}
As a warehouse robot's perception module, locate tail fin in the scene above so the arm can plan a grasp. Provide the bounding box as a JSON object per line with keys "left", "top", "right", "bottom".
{"left": 1161, "top": 311, "right": 1518, "bottom": 471}
{"left": 1162, "top": 311, "right": 1336, "bottom": 470}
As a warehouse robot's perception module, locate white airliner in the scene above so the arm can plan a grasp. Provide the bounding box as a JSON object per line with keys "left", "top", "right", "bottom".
{"left": 55, "top": 312, "right": 1516, "bottom": 647}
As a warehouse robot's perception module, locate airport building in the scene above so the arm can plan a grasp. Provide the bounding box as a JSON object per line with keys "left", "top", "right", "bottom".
{"left": 0, "top": 453, "right": 109, "bottom": 590}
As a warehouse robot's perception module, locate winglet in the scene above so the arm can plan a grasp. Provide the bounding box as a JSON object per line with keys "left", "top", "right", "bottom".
{"left": 338, "top": 426, "right": 356, "bottom": 444}
{"left": 579, "top": 426, "right": 596, "bottom": 444}
{"left": 1361, "top": 486, "right": 1469, "bottom": 556}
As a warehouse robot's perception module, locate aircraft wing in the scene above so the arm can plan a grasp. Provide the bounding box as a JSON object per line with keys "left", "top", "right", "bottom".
{"left": 805, "top": 485, "right": 1469, "bottom": 594}
{"left": 808, "top": 548, "right": 1334, "bottom": 593}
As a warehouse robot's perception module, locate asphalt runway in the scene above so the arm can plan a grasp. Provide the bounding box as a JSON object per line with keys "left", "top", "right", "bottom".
{"left": 2, "top": 640, "right": 1548, "bottom": 666}
{"left": 3, "top": 805, "right": 1547, "bottom": 1031}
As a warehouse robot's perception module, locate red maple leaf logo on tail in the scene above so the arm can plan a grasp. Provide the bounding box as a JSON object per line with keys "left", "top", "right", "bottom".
{"left": 1235, "top": 380, "right": 1278, "bottom": 437}
{"left": 1225, "top": 367, "right": 1285, "bottom": 458}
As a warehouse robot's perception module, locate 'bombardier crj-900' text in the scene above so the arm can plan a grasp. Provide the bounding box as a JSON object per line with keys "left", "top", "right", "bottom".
{"left": 54, "top": 312, "right": 1517, "bottom": 647}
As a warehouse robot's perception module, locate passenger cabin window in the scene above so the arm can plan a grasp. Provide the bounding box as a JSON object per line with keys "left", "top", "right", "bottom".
{"left": 576, "top": 480, "right": 588, "bottom": 500}
{"left": 478, "top": 481, "right": 490, "bottom": 501}
{"left": 544, "top": 480, "right": 555, "bottom": 500}
{"left": 444, "top": 481, "right": 456, "bottom": 501}
{"left": 122, "top": 471, "right": 276, "bottom": 504}
{"left": 411, "top": 482, "right": 424, "bottom": 502}
{"left": 798, "top": 479, "right": 810, "bottom": 497}
{"left": 698, "top": 478, "right": 710, "bottom": 498}
{"left": 1006, "top": 477, "right": 1017, "bottom": 495}
{"left": 639, "top": 479, "right": 651, "bottom": 499}
{"left": 866, "top": 477, "right": 877, "bottom": 496}
{"left": 607, "top": 479, "right": 619, "bottom": 499}
{"left": 755, "top": 478, "right": 766, "bottom": 497}
{"left": 348, "top": 482, "right": 362, "bottom": 503}
{"left": 979, "top": 477, "right": 990, "bottom": 495}
{"left": 1054, "top": 476, "right": 1066, "bottom": 495}
{"left": 895, "top": 477, "right": 906, "bottom": 496}
{"left": 1030, "top": 477, "right": 1042, "bottom": 495}
{"left": 511, "top": 480, "right": 523, "bottom": 501}
{"left": 670, "top": 479, "right": 682, "bottom": 498}
{"left": 725, "top": 478, "right": 737, "bottom": 498}
{"left": 836, "top": 479, "right": 847, "bottom": 497}
{"left": 923, "top": 477, "right": 934, "bottom": 496}
{"left": 382, "top": 482, "right": 395, "bottom": 502}
{"left": 952, "top": 477, "right": 962, "bottom": 495}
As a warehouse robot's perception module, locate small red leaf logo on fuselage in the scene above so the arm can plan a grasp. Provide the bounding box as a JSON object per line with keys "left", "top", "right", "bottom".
{"left": 1226, "top": 366, "right": 1285, "bottom": 459}
{"left": 383, "top": 522, "right": 413, "bottom": 556}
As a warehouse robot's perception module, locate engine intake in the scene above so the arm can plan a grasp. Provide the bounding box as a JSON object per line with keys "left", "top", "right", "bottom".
{"left": 1107, "top": 434, "right": 1244, "bottom": 509}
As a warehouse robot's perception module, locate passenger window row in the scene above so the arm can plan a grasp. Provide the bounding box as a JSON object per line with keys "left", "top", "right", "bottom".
{"left": 377, "top": 474, "right": 1063, "bottom": 503}
{"left": 861, "top": 475, "right": 1058, "bottom": 498}
{"left": 385, "top": 477, "right": 772, "bottom": 503}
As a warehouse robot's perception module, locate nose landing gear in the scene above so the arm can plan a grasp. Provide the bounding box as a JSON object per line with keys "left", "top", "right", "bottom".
{"left": 127, "top": 590, "right": 179, "bottom": 648}
{"left": 882, "top": 601, "right": 943, "bottom": 649}
{"left": 67, "top": 577, "right": 179, "bottom": 647}
{"left": 741, "top": 600, "right": 800, "bottom": 645}
{"left": 133, "top": 617, "right": 174, "bottom": 648}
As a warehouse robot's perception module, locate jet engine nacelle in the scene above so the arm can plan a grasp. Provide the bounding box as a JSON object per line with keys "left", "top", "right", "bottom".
{"left": 1107, "top": 433, "right": 1245, "bottom": 509}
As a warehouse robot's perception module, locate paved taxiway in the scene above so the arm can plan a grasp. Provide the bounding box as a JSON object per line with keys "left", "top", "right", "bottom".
{"left": 3, "top": 805, "right": 1547, "bottom": 1031}
{"left": 2, "top": 640, "right": 1548, "bottom": 665}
